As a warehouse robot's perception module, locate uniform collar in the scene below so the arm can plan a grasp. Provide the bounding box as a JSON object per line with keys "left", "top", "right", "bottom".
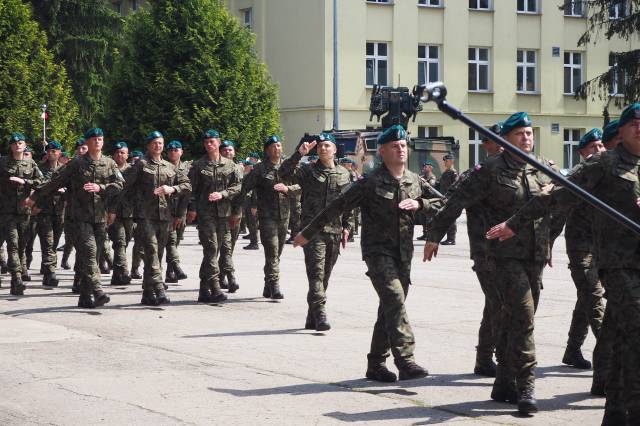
{"left": 616, "top": 143, "right": 640, "bottom": 165}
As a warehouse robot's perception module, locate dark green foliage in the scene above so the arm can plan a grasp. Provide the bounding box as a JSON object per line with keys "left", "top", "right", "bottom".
{"left": 29, "top": 0, "right": 123, "bottom": 128}
{"left": 0, "top": 0, "right": 79, "bottom": 153}
{"left": 107, "top": 0, "right": 280, "bottom": 159}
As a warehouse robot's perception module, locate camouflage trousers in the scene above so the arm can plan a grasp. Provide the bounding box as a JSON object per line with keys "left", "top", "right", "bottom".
{"left": 131, "top": 220, "right": 145, "bottom": 272}
{"left": 600, "top": 268, "right": 640, "bottom": 413}
{"left": 472, "top": 257, "right": 500, "bottom": 364}
{"left": 25, "top": 217, "right": 38, "bottom": 268}
{"left": 108, "top": 217, "right": 134, "bottom": 275}
{"left": 243, "top": 204, "right": 259, "bottom": 244}
{"left": 566, "top": 251, "right": 605, "bottom": 352}
{"left": 37, "top": 214, "right": 64, "bottom": 275}
{"left": 0, "top": 214, "right": 30, "bottom": 275}
{"left": 303, "top": 232, "right": 341, "bottom": 314}
{"left": 218, "top": 220, "right": 240, "bottom": 276}
{"left": 593, "top": 302, "right": 615, "bottom": 389}
{"left": 198, "top": 216, "right": 228, "bottom": 288}
{"left": 288, "top": 195, "right": 301, "bottom": 235}
{"left": 62, "top": 214, "right": 75, "bottom": 262}
{"left": 74, "top": 221, "right": 107, "bottom": 296}
{"left": 494, "top": 259, "right": 542, "bottom": 393}
{"left": 165, "top": 220, "right": 185, "bottom": 267}
{"left": 259, "top": 217, "right": 288, "bottom": 286}
{"left": 364, "top": 255, "right": 416, "bottom": 368}
{"left": 139, "top": 219, "right": 171, "bottom": 291}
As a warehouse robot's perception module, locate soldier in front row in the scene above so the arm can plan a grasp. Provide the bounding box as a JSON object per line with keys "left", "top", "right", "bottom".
{"left": 294, "top": 125, "right": 436, "bottom": 383}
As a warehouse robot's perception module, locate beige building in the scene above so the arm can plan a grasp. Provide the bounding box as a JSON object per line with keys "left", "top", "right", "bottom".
{"left": 117, "top": 0, "right": 639, "bottom": 171}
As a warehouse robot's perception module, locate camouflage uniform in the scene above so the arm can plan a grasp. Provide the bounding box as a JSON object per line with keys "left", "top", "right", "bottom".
{"left": 437, "top": 167, "right": 458, "bottom": 243}
{"left": 31, "top": 155, "right": 123, "bottom": 305}
{"left": 35, "top": 160, "right": 65, "bottom": 284}
{"left": 288, "top": 191, "right": 302, "bottom": 239}
{"left": 300, "top": 164, "right": 438, "bottom": 370}
{"left": 188, "top": 156, "right": 241, "bottom": 301}
{"left": 426, "top": 152, "right": 556, "bottom": 402}
{"left": 107, "top": 161, "right": 135, "bottom": 284}
{"left": 242, "top": 189, "right": 259, "bottom": 247}
{"left": 418, "top": 172, "right": 437, "bottom": 238}
{"left": 280, "top": 151, "right": 353, "bottom": 329}
{"left": 240, "top": 158, "right": 299, "bottom": 298}
{"left": 165, "top": 160, "right": 191, "bottom": 282}
{"left": 505, "top": 144, "right": 640, "bottom": 422}
{"left": 217, "top": 162, "right": 245, "bottom": 290}
{"left": 121, "top": 156, "right": 191, "bottom": 304}
{"left": 0, "top": 156, "right": 43, "bottom": 293}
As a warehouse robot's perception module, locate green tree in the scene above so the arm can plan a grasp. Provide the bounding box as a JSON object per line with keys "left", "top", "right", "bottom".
{"left": 0, "top": 0, "right": 79, "bottom": 152}
{"left": 572, "top": 0, "right": 640, "bottom": 119}
{"left": 29, "top": 0, "right": 123, "bottom": 128}
{"left": 107, "top": 0, "right": 280, "bottom": 158}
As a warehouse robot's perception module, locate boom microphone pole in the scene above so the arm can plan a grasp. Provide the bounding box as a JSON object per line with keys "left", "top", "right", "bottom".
{"left": 418, "top": 82, "right": 640, "bottom": 236}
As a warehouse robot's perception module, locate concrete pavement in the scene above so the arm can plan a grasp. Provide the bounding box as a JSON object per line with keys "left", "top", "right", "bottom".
{"left": 0, "top": 217, "right": 604, "bottom": 425}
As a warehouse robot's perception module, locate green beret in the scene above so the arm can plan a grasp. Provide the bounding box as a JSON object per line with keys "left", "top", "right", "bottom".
{"left": 443, "top": 154, "right": 454, "bottom": 161}
{"left": 84, "top": 128, "right": 104, "bottom": 139}
{"left": 47, "top": 140, "right": 62, "bottom": 150}
{"left": 130, "top": 150, "right": 144, "bottom": 158}
{"left": 339, "top": 157, "right": 352, "bottom": 164}
{"left": 242, "top": 159, "right": 253, "bottom": 166}
{"left": 578, "top": 128, "right": 603, "bottom": 150}
{"left": 202, "top": 129, "right": 220, "bottom": 140}
{"left": 61, "top": 151, "right": 69, "bottom": 158}
{"left": 166, "top": 140, "right": 182, "bottom": 150}
{"left": 619, "top": 103, "right": 640, "bottom": 127}
{"left": 24, "top": 146, "right": 32, "bottom": 153}
{"left": 422, "top": 160, "right": 433, "bottom": 167}
{"left": 500, "top": 112, "right": 533, "bottom": 135}
{"left": 482, "top": 123, "right": 503, "bottom": 141}
{"left": 603, "top": 119, "right": 620, "bottom": 145}
{"left": 75, "top": 138, "right": 86, "bottom": 147}
{"left": 221, "top": 140, "right": 236, "bottom": 149}
{"left": 264, "top": 135, "right": 281, "bottom": 149}
{"left": 248, "top": 151, "right": 261, "bottom": 159}
{"left": 113, "top": 141, "right": 128, "bottom": 151}
{"left": 9, "top": 132, "right": 26, "bottom": 144}
{"left": 377, "top": 125, "right": 407, "bottom": 145}
{"left": 308, "top": 154, "right": 319, "bottom": 161}
{"left": 318, "top": 132, "right": 336, "bottom": 144}
{"left": 144, "top": 130, "right": 163, "bottom": 143}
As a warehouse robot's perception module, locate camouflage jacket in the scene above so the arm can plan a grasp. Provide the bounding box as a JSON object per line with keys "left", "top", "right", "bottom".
{"left": 239, "top": 158, "right": 300, "bottom": 221}
{"left": 280, "top": 151, "right": 353, "bottom": 235}
{"left": 188, "top": 156, "right": 241, "bottom": 219}
{"left": 170, "top": 160, "right": 192, "bottom": 219}
{"left": 0, "top": 156, "right": 43, "bottom": 216}
{"left": 438, "top": 168, "right": 458, "bottom": 193}
{"left": 507, "top": 144, "right": 640, "bottom": 269}
{"left": 108, "top": 162, "right": 134, "bottom": 219}
{"left": 300, "top": 164, "right": 440, "bottom": 262}
{"left": 32, "top": 155, "right": 123, "bottom": 224}
{"left": 426, "top": 152, "right": 555, "bottom": 262}
{"left": 121, "top": 156, "right": 191, "bottom": 222}
{"left": 36, "top": 161, "right": 65, "bottom": 216}
{"left": 420, "top": 172, "right": 437, "bottom": 188}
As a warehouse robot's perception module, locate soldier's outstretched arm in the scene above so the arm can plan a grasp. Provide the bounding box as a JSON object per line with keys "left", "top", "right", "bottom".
{"left": 29, "top": 160, "right": 74, "bottom": 203}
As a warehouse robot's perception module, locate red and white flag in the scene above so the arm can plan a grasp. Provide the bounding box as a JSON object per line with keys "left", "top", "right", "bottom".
{"left": 40, "top": 112, "right": 48, "bottom": 120}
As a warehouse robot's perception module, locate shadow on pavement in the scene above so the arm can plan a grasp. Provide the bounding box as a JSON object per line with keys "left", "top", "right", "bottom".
{"left": 184, "top": 328, "right": 309, "bottom": 338}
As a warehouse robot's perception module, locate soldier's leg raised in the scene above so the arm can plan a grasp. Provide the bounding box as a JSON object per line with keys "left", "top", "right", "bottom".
{"left": 197, "top": 217, "right": 226, "bottom": 303}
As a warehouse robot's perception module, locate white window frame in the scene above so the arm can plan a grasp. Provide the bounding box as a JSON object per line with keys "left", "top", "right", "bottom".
{"left": 241, "top": 8, "right": 252, "bottom": 29}
{"left": 469, "top": 0, "right": 491, "bottom": 10}
{"left": 517, "top": 49, "right": 537, "bottom": 93}
{"left": 418, "top": 126, "right": 440, "bottom": 138}
{"left": 563, "top": 129, "right": 582, "bottom": 169}
{"left": 366, "top": 42, "right": 389, "bottom": 87}
{"left": 468, "top": 47, "right": 490, "bottom": 92}
{"left": 418, "top": 0, "right": 442, "bottom": 7}
{"left": 418, "top": 45, "right": 440, "bottom": 86}
{"left": 609, "top": 54, "right": 627, "bottom": 96}
{"left": 517, "top": 0, "right": 538, "bottom": 13}
{"left": 469, "top": 128, "right": 484, "bottom": 168}
{"left": 563, "top": 0, "right": 584, "bottom": 17}
{"left": 367, "top": 0, "right": 392, "bottom": 3}
{"left": 609, "top": 1, "right": 627, "bottom": 19}
{"left": 564, "top": 51, "right": 583, "bottom": 95}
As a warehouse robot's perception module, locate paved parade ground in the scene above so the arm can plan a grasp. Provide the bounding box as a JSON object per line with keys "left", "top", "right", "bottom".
{"left": 0, "top": 217, "right": 604, "bottom": 425}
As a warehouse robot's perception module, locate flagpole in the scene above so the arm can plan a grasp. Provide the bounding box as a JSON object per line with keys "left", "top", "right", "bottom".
{"left": 41, "top": 103, "right": 47, "bottom": 149}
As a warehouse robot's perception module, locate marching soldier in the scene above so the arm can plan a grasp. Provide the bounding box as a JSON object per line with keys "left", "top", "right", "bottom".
{"left": 241, "top": 160, "right": 260, "bottom": 250}
{"left": 416, "top": 161, "right": 437, "bottom": 241}
{"left": 437, "top": 154, "right": 458, "bottom": 245}
{"left": 61, "top": 138, "right": 88, "bottom": 273}
{"left": 164, "top": 140, "right": 190, "bottom": 283}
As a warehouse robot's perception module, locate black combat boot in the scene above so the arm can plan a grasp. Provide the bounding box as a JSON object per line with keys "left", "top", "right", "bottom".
{"left": 397, "top": 361, "right": 429, "bottom": 381}
{"left": 155, "top": 287, "right": 170, "bottom": 305}
{"left": 174, "top": 264, "right": 187, "bottom": 280}
{"left": 490, "top": 366, "right": 518, "bottom": 404}
{"left": 590, "top": 379, "right": 606, "bottom": 397}
{"left": 0, "top": 258, "right": 7, "bottom": 274}
{"left": 262, "top": 283, "right": 271, "bottom": 298}
{"left": 60, "top": 253, "right": 70, "bottom": 270}
{"left": 77, "top": 293, "right": 95, "bottom": 308}
{"left": 314, "top": 307, "right": 331, "bottom": 331}
{"left": 42, "top": 272, "right": 59, "bottom": 287}
{"left": 365, "top": 364, "right": 398, "bottom": 383}
{"left": 304, "top": 310, "right": 315, "bottom": 330}
{"left": 562, "top": 348, "right": 592, "bottom": 369}
{"left": 93, "top": 291, "right": 110, "bottom": 307}
{"left": 210, "top": 280, "right": 228, "bottom": 303}
{"left": 243, "top": 242, "right": 259, "bottom": 250}
{"left": 440, "top": 239, "right": 455, "bottom": 245}
{"left": 517, "top": 384, "right": 538, "bottom": 415}
{"left": 227, "top": 273, "right": 239, "bottom": 293}
{"left": 130, "top": 267, "right": 142, "bottom": 280}
{"left": 601, "top": 409, "right": 626, "bottom": 426}
{"left": 270, "top": 282, "right": 284, "bottom": 300}
{"left": 111, "top": 270, "right": 131, "bottom": 286}
{"left": 10, "top": 274, "right": 25, "bottom": 296}
{"left": 141, "top": 288, "right": 158, "bottom": 306}
{"left": 474, "top": 355, "right": 497, "bottom": 377}
{"left": 198, "top": 284, "right": 212, "bottom": 303}
{"left": 165, "top": 263, "right": 178, "bottom": 283}
{"left": 99, "top": 258, "right": 110, "bottom": 274}
{"left": 22, "top": 270, "right": 31, "bottom": 282}
{"left": 626, "top": 408, "right": 640, "bottom": 426}
{"left": 40, "top": 266, "right": 46, "bottom": 275}
{"left": 71, "top": 275, "right": 81, "bottom": 294}
{"left": 220, "top": 274, "right": 229, "bottom": 289}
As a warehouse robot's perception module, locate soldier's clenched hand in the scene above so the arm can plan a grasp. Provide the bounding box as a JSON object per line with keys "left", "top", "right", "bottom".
{"left": 186, "top": 211, "right": 197, "bottom": 223}
{"left": 154, "top": 185, "right": 175, "bottom": 196}
{"left": 423, "top": 242, "right": 439, "bottom": 262}
{"left": 293, "top": 232, "right": 309, "bottom": 247}
{"left": 84, "top": 183, "right": 101, "bottom": 193}
{"left": 9, "top": 176, "right": 25, "bottom": 185}
{"left": 398, "top": 199, "right": 420, "bottom": 211}
{"left": 273, "top": 183, "right": 289, "bottom": 194}
{"left": 208, "top": 192, "right": 223, "bottom": 202}
{"left": 486, "top": 222, "right": 515, "bottom": 241}
{"left": 298, "top": 140, "right": 317, "bottom": 156}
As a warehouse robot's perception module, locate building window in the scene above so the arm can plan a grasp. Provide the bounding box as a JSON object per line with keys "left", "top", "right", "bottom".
{"left": 132, "top": 0, "right": 138, "bottom": 11}
{"left": 418, "top": 126, "right": 440, "bottom": 138}
{"left": 564, "top": 52, "right": 583, "bottom": 94}
{"left": 418, "top": 0, "right": 442, "bottom": 6}
{"left": 517, "top": 50, "right": 537, "bottom": 93}
{"left": 609, "top": 1, "right": 627, "bottom": 19}
{"left": 366, "top": 42, "right": 389, "bottom": 87}
{"left": 418, "top": 45, "right": 439, "bottom": 86}
{"left": 517, "top": 0, "right": 538, "bottom": 13}
{"left": 563, "top": 129, "right": 582, "bottom": 169}
{"left": 468, "top": 47, "right": 490, "bottom": 92}
{"left": 469, "top": 0, "right": 490, "bottom": 10}
{"left": 112, "top": 1, "right": 122, "bottom": 14}
{"left": 241, "top": 8, "right": 252, "bottom": 30}
{"left": 469, "top": 128, "right": 488, "bottom": 168}
{"left": 609, "top": 54, "right": 627, "bottom": 96}
{"left": 563, "top": 0, "right": 584, "bottom": 16}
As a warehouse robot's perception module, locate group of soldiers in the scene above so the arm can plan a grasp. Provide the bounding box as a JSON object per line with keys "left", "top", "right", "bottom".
{"left": 2, "top": 101, "right": 639, "bottom": 423}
